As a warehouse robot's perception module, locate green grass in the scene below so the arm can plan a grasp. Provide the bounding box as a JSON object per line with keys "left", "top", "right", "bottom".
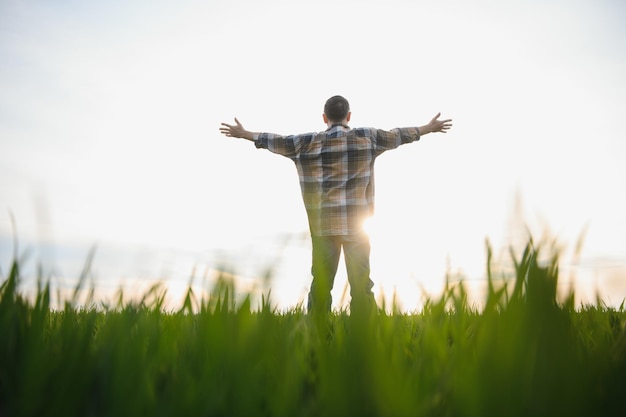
{"left": 1, "top": 239, "right": 625, "bottom": 417}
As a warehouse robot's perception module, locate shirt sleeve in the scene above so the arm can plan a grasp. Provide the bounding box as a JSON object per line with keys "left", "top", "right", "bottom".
{"left": 372, "top": 127, "right": 421, "bottom": 155}
{"left": 254, "top": 132, "right": 314, "bottom": 160}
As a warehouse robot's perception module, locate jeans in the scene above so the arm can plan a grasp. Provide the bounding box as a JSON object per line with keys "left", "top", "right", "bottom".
{"left": 307, "top": 233, "right": 375, "bottom": 313}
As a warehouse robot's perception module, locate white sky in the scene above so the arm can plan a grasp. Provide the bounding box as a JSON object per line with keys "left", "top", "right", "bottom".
{"left": 1, "top": 0, "right": 625, "bottom": 310}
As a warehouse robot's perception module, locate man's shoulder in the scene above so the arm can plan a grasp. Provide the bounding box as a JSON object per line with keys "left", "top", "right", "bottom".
{"left": 350, "top": 127, "right": 378, "bottom": 137}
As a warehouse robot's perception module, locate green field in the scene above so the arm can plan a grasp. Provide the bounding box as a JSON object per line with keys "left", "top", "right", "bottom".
{"left": 1, "top": 240, "right": 625, "bottom": 417}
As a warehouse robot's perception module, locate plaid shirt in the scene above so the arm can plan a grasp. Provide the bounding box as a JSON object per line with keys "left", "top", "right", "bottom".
{"left": 255, "top": 124, "right": 420, "bottom": 236}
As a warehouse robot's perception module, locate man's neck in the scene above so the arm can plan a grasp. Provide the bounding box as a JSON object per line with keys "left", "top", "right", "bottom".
{"left": 326, "top": 121, "right": 350, "bottom": 130}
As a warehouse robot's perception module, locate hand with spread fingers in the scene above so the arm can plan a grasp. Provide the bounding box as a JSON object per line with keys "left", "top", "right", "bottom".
{"left": 419, "top": 113, "right": 453, "bottom": 135}
{"left": 219, "top": 118, "right": 256, "bottom": 141}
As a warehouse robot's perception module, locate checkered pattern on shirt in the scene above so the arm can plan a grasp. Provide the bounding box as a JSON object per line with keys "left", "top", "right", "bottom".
{"left": 255, "top": 125, "right": 420, "bottom": 236}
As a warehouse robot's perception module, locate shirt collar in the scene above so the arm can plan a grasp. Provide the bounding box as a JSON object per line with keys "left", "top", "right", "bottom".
{"left": 326, "top": 123, "right": 350, "bottom": 131}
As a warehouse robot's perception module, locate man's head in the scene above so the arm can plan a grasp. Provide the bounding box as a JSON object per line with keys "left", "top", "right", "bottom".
{"left": 323, "top": 95, "right": 351, "bottom": 125}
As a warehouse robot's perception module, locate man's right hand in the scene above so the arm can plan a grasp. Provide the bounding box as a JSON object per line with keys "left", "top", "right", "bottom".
{"left": 419, "top": 113, "right": 453, "bottom": 136}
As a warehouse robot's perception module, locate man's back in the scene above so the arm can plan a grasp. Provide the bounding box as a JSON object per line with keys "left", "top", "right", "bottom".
{"left": 255, "top": 124, "right": 421, "bottom": 236}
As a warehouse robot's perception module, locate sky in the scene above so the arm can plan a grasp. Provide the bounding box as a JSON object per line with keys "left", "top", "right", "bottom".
{"left": 1, "top": 0, "right": 625, "bottom": 310}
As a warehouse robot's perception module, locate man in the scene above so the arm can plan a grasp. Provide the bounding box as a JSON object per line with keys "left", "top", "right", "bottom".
{"left": 220, "top": 96, "right": 452, "bottom": 314}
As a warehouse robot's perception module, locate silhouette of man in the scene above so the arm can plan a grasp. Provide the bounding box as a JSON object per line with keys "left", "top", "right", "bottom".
{"left": 220, "top": 96, "right": 452, "bottom": 314}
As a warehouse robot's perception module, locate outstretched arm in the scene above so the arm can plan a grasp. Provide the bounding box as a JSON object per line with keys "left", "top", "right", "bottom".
{"left": 219, "top": 118, "right": 258, "bottom": 141}
{"left": 418, "top": 113, "right": 453, "bottom": 136}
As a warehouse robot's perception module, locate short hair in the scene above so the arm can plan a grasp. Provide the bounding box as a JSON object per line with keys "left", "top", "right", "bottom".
{"left": 324, "top": 95, "right": 350, "bottom": 122}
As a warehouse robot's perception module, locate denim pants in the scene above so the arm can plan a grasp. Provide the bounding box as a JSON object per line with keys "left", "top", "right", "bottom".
{"left": 307, "top": 233, "right": 375, "bottom": 313}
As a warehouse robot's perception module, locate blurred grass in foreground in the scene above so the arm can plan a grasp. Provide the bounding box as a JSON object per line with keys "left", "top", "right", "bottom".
{"left": 1, "top": 238, "right": 625, "bottom": 417}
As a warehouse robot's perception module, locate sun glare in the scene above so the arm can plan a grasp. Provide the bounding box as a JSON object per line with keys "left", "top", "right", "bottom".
{"left": 361, "top": 216, "right": 376, "bottom": 239}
